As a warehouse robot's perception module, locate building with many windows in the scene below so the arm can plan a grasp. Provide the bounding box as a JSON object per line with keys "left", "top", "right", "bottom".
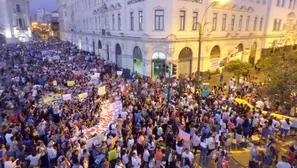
{"left": 0, "top": 0, "right": 32, "bottom": 45}
{"left": 58, "top": 0, "right": 297, "bottom": 79}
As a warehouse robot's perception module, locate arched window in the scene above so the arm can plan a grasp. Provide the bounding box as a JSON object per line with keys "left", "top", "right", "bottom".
{"left": 210, "top": 45, "right": 221, "bottom": 59}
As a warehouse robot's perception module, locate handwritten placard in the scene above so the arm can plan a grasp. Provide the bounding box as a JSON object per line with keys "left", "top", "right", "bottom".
{"left": 67, "top": 81, "right": 75, "bottom": 87}
{"left": 98, "top": 86, "right": 106, "bottom": 96}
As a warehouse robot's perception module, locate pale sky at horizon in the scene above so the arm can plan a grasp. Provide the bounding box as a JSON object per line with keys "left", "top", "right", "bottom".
{"left": 29, "top": 0, "right": 57, "bottom": 17}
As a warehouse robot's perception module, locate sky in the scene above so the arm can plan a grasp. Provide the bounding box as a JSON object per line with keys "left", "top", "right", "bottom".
{"left": 29, "top": 0, "right": 57, "bottom": 17}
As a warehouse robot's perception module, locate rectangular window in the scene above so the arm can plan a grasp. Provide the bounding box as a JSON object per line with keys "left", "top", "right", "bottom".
{"left": 257, "top": 0, "right": 260, "bottom": 3}
{"left": 222, "top": 14, "right": 227, "bottom": 31}
{"left": 112, "top": 14, "right": 115, "bottom": 30}
{"left": 212, "top": 13, "right": 217, "bottom": 31}
{"left": 192, "top": 12, "right": 198, "bottom": 30}
{"left": 16, "top": 4, "right": 20, "bottom": 12}
{"left": 246, "top": 16, "right": 250, "bottom": 31}
{"left": 282, "top": 0, "right": 285, "bottom": 7}
{"left": 238, "top": 15, "right": 243, "bottom": 31}
{"left": 259, "top": 17, "right": 263, "bottom": 31}
{"left": 253, "top": 17, "right": 258, "bottom": 31}
{"left": 18, "top": 18, "right": 23, "bottom": 28}
{"left": 98, "top": 17, "right": 101, "bottom": 29}
{"left": 139, "top": 11, "right": 143, "bottom": 30}
{"left": 294, "top": 0, "right": 296, "bottom": 9}
{"left": 263, "top": 0, "right": 266, "bottom": 4}
{"left": 130, "top": 12, "right": 134, "bottom": 30}
{"left": 273, "top": 19, "right": 277, "bottom": 31}
{"left": 289, "top": 0, "right": 293, "bottom": 8}
{"left": 277, "top": 0, "right": 280, "bottom": 6}
{"left": 118, "top": 14, "right": 121, "bottom": 30}
{"left": 180, "top": 11, "right": 186, "bottom": 30}
{"left": 277, "top": 20, "right": 282, "bottom": 31}
{"left": 231, "top": 15, "right": 235, "bottom": 31}
{"left": 155, "top": 10, "right": 164, "bottom": 30}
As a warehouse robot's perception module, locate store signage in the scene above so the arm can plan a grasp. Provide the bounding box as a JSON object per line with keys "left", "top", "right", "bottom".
{"left": 127, "top": 0, "right": 145, "bottom": 5}
{"left": 179, "top": 0, "right": 203, "bottom": 3}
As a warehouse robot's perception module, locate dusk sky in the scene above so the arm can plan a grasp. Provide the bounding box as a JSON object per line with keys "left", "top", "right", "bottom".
{"left": 30, "top": 0, "right": 57, "bottom": 17}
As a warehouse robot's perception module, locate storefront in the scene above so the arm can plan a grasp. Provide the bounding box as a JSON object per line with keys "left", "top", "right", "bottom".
{"left": 178, "top": 47, "right": 192, "bottom": 77}
{"left": 115, "top": 44, "right": 122, "bottom": 68}
{"left": 209, "top": 45, "right": 221, "bottom": 71}
{"left": 151, "top": 52, "right": 166, "bottom": 80}
{"left": 133, "top": 46, "right": 143, "bottom": 76}
{"left": 249, "top": 42, "right": 257, "bottom": 64}
{"left": 98, "top": 40, "right": 102, "bottom": 58}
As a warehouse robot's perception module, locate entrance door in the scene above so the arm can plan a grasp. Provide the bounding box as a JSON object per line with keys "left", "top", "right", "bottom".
{"left": 115, "top": 44, "right": 122, "bottom": 68}
{"left": 178, "top": 61, "right": 191, "bottom": 76}
{"left": 178, "top": 47, "right": 193, "bottom": 77}
{"left": 152, "top": 60, "right": 165, "bottom": 80}
{"left": 0, "top": 34, "right": 6, "bottom": 46}
{"left": 133, "top": 46, "right": 143, "bottom": 76}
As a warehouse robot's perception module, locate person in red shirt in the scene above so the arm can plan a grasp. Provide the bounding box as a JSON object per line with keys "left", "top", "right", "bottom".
{"left": 155, "top": 146, "right": 163, "bottom": 168}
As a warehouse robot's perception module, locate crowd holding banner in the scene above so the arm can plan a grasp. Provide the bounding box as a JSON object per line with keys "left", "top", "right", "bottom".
{"left": 0, "top": 40, "right": 297, "bottom": 168}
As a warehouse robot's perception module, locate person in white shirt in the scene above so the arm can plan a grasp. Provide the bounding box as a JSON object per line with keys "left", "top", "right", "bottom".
{"left": 175, "top": 141, "right": 183, "bottom": 160}
{"left": 280, "top": 119, "right": 291, "bottom": 139}
{"left": 121, "top": 149, "right": 129, "bottom": 166}
{"left": 207, "top": 136, "right": 216, "bottom": 155}
{"left": 181, "top": 148, "right": 194, "bottom": 165}
{"left": 131, "top": 152, "right": 141, "bottom": 168}
{"left": 25, "top": 151, "right": 42, "bottom": 167}
{"left": 4, "top": 157, "right": 18, "bottom": 168}
{"left": 200, "top": 138, "right": 208, "bottom": 163}
{"left": 5, "top": 130, "right": 13, "bottom": 146}
{"left": 47, "top": 142, "right": 58, "bottom": 168}
{"left": 276, "top": 156, "right": 293, "bottom": 168}
{"left": 148, "top": 154, "right": 155, "bottom": 168}
{"left": 191, "top": 131, "right": 201, "bottom": 155}
{"left": 115, "top": 158, "right": 125, "bottom": 168}
{"left": 142, "top": 146, "right": 150, "bottom": 167}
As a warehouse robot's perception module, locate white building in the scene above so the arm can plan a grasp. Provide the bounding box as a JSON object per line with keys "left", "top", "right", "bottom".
{"left": 58, "top": 0, "right": 297, "bottom": 79}
{"left": 36, "top": 8, "right": 46, "bottom": 23}
{"left": 0, "top": 0, "right": 32, "bottom": 45}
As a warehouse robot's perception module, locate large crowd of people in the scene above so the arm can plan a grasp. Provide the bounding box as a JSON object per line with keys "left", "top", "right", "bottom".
{"left": 0, "top": 40, "right": 296, "bottom": 168}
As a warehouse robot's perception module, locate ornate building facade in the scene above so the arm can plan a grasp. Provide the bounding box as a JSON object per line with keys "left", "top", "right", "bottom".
{"left": 58, "top": 0, "right": 297, "bottom": 78}
{"left": 0, "top": 0, "right": 32, "bottom": 45}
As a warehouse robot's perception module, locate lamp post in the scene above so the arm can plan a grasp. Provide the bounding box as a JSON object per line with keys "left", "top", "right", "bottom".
{"left": 194, "top": 0, "right": 228, "bottom": 100}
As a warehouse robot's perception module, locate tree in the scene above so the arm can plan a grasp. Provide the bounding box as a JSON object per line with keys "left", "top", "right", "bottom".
{"left": 263, "top": 51, "right": 297, "bottom": 109}
{"left": 224, "top": 59, "right": 252, "bottom": 81}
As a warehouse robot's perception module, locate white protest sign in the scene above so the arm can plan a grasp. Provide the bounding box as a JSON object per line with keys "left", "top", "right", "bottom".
{"left": 117, "top": 71, "right": 123, "bottom": 76}
{"left": 63, "top": 94, "right": 72, "bottom": 101}
{"left": 53, "top": 55, "right": 60, "bottom": 60}
{"left": 53, "top": 80, "right": 57, "bottom": 86}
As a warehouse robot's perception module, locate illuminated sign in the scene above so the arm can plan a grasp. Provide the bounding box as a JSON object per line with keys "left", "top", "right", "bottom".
{"left": 127, "top": 0, "right": 145, "bottom": 5}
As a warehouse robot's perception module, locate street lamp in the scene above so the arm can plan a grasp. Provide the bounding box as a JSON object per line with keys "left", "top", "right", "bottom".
{"left": 193, "top": 0, "right": 229, "bottom": 100}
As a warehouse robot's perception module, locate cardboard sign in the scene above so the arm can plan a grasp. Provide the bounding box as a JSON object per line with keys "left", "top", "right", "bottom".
{"left": 63, "top": 94, "right": 72, "bottom": 101}
{"left": 67, "top": 81, "right": 75, "bottom": 87}
{"left": 178, "top": 129, "right": 190, "bottom": 141}
{"left": 78, "top": 93, "right": 85, "bottom": 100}
{"left": 43, "top": 97, "right": 54, "bottom": 103}
{"left": 98, "top": 86, "right": 106, "bottom": 96}
{"left": 117, "top": 71, "right": 123, "bottom": 76}
{"left": 108, "top": 149, "right": 117, "bottom": 161}
{"left": 53, "top": 80, "right": 57, "bottom": 86}
{"left": 53, "top": 94, "right": 62, "bottom": 100}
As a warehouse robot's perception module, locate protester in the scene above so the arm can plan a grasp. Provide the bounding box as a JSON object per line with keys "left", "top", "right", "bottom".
{"left": 0, "top": 40, "right": 296, "bottom": 168}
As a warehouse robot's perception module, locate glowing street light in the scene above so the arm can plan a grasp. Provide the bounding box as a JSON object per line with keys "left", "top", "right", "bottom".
{"left": 194, "top": 0, "right": 229, "bottom": 100}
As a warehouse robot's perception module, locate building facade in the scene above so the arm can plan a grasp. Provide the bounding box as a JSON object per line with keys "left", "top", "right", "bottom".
{"left": 0, "top": 0, "right": 32, "bottom": 45}
{"left": 58, "top": 0, "right": 297, "bottom": 79}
